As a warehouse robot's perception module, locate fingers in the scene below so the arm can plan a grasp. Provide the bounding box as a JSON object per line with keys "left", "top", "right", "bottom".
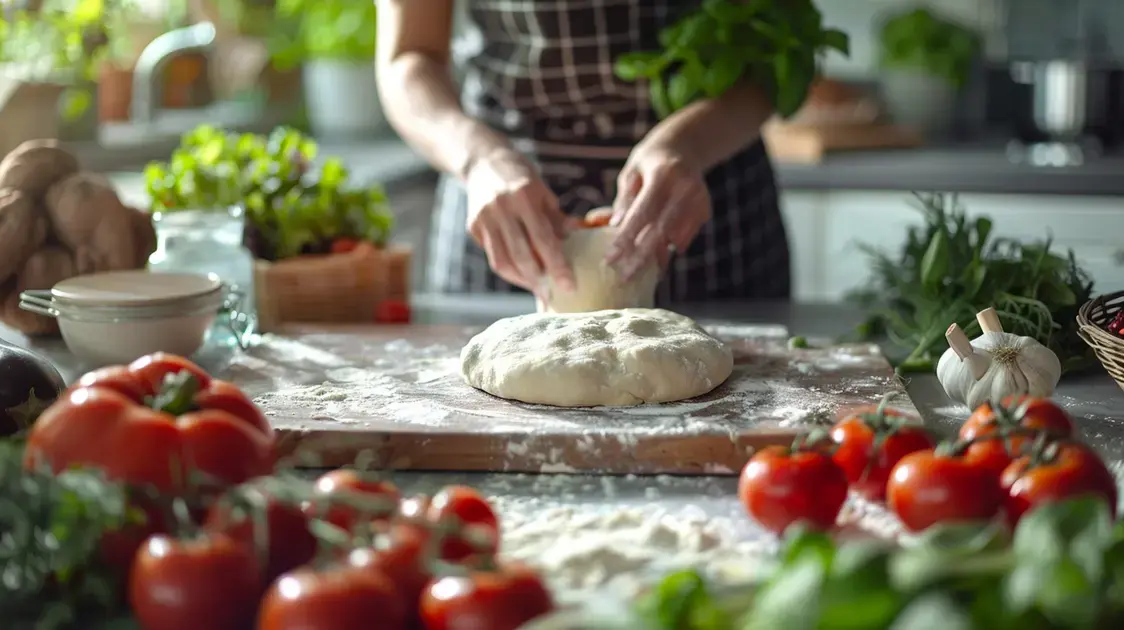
{"left": 468, "top": 182, "right": 574, "bottom": 292}
{"left": 522, "top": 203, "right": 576, "bottom": 293}
{"left": 605, "top": 173, "right": 676, "bottom": 267}
{"left": 610, "top": 169, "right": 642, "bottom": 227}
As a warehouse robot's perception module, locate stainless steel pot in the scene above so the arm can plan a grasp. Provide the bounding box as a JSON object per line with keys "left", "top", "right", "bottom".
{"left": 1011, "top": 60, "right": 1108, "bottom": 139}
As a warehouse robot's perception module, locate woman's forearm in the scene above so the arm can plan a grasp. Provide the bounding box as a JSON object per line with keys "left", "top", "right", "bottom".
{"left": 379, "top": 54, "right": 515, "bottom": 181}
{"left": 638, "top": 82, "right": 775, "bottom": 172}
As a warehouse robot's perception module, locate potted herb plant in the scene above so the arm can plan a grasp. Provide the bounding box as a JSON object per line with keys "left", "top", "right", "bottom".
{"left": 270, "top": 0, "right": 382, "bottom": 139}
{"left": 0, "top": 0, "right": 112, "bottom": 150}
{"left": 613, "top": 0, "right": 850, "bottom": 120}
{"left": 144, "top": 124, "right": 407, "bottom": 331}
{"left": 877, "top": 7, "right": 981, "bottom": 138}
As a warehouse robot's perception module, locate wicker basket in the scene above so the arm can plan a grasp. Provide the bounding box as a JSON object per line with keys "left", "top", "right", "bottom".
{"left": 253, "top": 242, "right": 410, "bottom": 333}
{"left": 1076, "top": 290, "right": 1124, "bottom": 390}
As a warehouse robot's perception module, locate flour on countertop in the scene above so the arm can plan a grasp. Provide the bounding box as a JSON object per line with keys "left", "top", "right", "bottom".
{"left": 490, "top": 500, "right": 773, "bottom": 603}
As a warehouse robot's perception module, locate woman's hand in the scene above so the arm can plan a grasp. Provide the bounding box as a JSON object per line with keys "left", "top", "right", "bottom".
{"left": 464, "top": 150, "right": 575, "bottom": 293}
{"left": 605, "top": 144, "right": 711, "bottom": 281}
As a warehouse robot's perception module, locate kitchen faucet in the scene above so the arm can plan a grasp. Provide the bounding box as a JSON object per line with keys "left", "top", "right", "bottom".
{"left": 130, "top": 22, "right": 217, "bottom": 123}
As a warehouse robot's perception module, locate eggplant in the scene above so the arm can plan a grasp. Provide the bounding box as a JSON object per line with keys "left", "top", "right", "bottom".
{"left": 0, "top": 339, "right": 66, "bottom": 436}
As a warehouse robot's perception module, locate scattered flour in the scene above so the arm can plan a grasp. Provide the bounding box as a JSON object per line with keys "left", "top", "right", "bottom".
{"left": 491, "top": 502, "right": 773, "bottom": 602}
{"left": 487, "top": 492, "right": 908, "bottom": 604}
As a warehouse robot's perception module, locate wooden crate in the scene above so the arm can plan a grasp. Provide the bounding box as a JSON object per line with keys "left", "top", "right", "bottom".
{"left": 253, "top": 243, "right": 410, "bottom": 332}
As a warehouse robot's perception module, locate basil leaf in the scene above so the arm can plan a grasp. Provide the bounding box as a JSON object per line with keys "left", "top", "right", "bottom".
{"left": 742, "top": 557, "right": 825, "bottom": 630}
{"left": 703, "top": 55, "right": 746, "bottom": 98}
{"left": 614, "top": 52, "right": 659, "bottom": 80}
{"left": 667, "top": 70, "right": 700, "bottom": 112}
{"left": 889, "top": 593, "right": 973, "bottom": 630}
{"left": 821, "top": 27, "right": 850, "bottom": 55}
{"left": 649, "top": 77, "right": 671, "bottom": 119}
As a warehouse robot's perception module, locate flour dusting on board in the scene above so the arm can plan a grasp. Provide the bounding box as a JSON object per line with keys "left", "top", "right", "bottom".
{"left": 224, "top": 327, "right": 906, "bottom": 440}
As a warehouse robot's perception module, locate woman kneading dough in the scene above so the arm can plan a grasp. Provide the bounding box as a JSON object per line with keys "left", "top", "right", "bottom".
{"left": 376, "top": 1, "right": 791, "bottom": 308}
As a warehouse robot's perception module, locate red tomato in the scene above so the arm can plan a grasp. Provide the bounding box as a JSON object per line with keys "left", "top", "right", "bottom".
{"left": 830, "top": 405, "right": 935, "bottom": 501}
{"left": 886, "top": 448, "right": 1003, "bottom": 532}
{"left": 1000, "top": 441, "right": 1117, "bottom": 528}
{"left": 738, "top": 444, "right": 848, "bottom": 534}
{"left": 348, "top": 524, "right": 434, "bottom": 628}
{"left": 331, "top": 238, "right": 360, "bottom": 255}
{"left": 257, "top": 562, "right": 406, "bottom": 630}
{"left": 963, "top": 432, "right": 1033, "bottom": 481}
{"left": 302, "top": 469, "right": 401, "bottom": 533}
{"left": 420, "top": 563, "right": 554, "bottom": 630}
{"left": 428, "top": 485, "right": 500, "bottom": 561}
{"left": 205, "top": 496, "right": 318, "bottom": 584}
{"left": 960, "top": 396, "right": 1074, "bottom": 442}
{"left": 375, "top": 299, "right": 412, "bottom": 324}
{"left": 25, "top": 353, "right": 275, "bottom": 491}
{"left": 25, "top": 354, "right": 275, "bottom": 574}
{"left": 130, "top": 534, "right": 261, "bottom": 630}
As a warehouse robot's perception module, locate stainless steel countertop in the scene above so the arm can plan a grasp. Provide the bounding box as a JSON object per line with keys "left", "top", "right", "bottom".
{"left": 5, "top": 293, "right": 1123, "bottom": 502}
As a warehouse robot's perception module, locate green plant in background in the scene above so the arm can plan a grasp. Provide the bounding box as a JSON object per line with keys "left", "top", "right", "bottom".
{"left": 144, "top": 125, "right": 394, "bottom": 261}
{"left": 847, "top": 193, "right": 1095, "bottom": 374}
{"left": 613, "top": 0, "right": 849, "bottom": 119}
{"left": 0, "top": 0, "right": 170, "bottom": 120}
{"left": 879, "top": 8, "right": 980, "bottom": 88}
{"left": 268, "top": 0, "right": 377, "bottom": 68}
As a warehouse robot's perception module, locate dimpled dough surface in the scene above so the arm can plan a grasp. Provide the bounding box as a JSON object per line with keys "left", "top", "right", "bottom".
{"left": 460, "top": 308, "right": 734, "bottom": 407}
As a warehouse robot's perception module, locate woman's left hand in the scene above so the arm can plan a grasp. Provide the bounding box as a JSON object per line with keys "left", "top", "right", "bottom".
{"left": 604, "top": 143, "right": 711, "bottom": 281}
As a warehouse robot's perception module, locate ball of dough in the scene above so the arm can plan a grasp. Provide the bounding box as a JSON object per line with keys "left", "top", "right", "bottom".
{"left": 540, "top": 225, "right": 659, "bottom": 313}
{"left": 461, "top": 308, "right": 733, "bottom": 407}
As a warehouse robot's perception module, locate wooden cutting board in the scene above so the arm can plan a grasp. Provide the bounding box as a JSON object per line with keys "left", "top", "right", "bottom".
{"left": 220, "top": 322, "right": 916, "bottom": 474}
{"left": 764, "top": 120, "right": 923, "bottom": 164}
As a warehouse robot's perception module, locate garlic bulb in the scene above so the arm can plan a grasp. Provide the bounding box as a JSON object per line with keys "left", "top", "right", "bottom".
{"left": 936, "top": 308, "right": 1062, "bottom": 410}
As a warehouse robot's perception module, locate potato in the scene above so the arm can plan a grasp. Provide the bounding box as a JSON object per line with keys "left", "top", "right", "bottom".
{"left": 127, "top": 205, "right": 158, "bottom": 268}
{"left": 2, "top": 246, "right": 76, "bottom": 337}
{"left": 0, "top": 140, "right": 80, "bottom": 200}
{"left": 0, "top": 188, "right": 48, "bottom": 283}
{"left": 46, "top": 173, "right": 142, "bottom": 272}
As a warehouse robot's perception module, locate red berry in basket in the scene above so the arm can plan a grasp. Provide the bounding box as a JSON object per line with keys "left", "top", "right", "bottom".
{"left": 1108, "top": 310, "right": 1124, "bottom": 336}
{"left": 375, "top": 299, "right": 411, "bottom": 324}
{"left": 331, "top": 238, "right": 361, "bottom": 254}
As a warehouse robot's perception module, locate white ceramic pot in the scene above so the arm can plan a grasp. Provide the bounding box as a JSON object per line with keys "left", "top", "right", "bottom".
{"left": 18, "top": 271, "right": 226, "bottom": 367}
{"left": 302, "top": 59, "right": 385, "bottom": 140}
{"left": 880, "top": 70, "right": 959, "bottom": 139}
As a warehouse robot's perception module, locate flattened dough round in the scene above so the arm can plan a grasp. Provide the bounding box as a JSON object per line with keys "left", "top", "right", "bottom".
{"left": 460, "top": 308, "right": 734, "bottom": 407}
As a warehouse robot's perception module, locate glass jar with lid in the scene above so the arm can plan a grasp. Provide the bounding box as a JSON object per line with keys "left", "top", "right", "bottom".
{"left": 148, "top": 206, "right": 255, "bottom": 347}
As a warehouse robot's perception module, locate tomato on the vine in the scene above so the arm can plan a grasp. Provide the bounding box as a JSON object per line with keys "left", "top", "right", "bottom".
{"left": 962, "top": 432, "right": 1033, "bottom": 480}
{"left": 349, "top": 525, "right": 434, "bottom": 628}
{"left": 303, "top": 469, "right": 401, "bottom": 533}
{"left": 886, "top": 447, "right": 1003, "bottom": 532}
{"left": 375, "top": 299, "right": 412, "bottom": 324}
{"left": 420, "top": 562, "right": 554, "bottom": 630}
{"left": 1000, "top": 440, "right": 1117, "bottom": 528}
{"left": 205, "top": 494, "right": 318, "bottom": 584}
{"left": 738, "top": 439, "right": 849, "bottom": 534}
{"left": 258, "top": 562, "right": 406, "bottom": 630}
{"left": 428, "top": 485, "right": 500, "bottom": 561}
{"left": 129, "top": 533, "right": 261, "bottom": 630}
{"left": 830, "top": 400, "right": 935, "bottom": 501}
{"left": 960, "top": 396, "right": 1075, "bottom": 442}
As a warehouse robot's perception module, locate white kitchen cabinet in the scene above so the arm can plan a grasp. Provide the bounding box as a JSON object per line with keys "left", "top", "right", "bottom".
{"left": 780, "top": 189, "right": 1124, "bottom": 302}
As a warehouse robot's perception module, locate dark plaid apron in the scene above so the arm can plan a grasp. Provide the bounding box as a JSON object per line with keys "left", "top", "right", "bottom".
{"left": 428, "top": 0, "right": 791, "bottom": 303}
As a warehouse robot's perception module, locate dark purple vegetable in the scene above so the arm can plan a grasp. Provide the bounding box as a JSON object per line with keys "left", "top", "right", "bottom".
{"left": 0, "top": 339, "right": 65, "bottom": 436}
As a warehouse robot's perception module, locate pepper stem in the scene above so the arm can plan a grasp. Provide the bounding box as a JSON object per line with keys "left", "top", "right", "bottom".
{"left": 148, "top": 371, "right": 201, "bottom": 416}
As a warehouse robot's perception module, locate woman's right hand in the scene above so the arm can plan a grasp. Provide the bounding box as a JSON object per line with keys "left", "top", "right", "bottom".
{"left": 464, "top": 150, "right": 575, "bottom": 293}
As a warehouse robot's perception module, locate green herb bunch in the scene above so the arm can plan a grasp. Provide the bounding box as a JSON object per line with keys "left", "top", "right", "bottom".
{"left": 0, "top": 440, "right": 138, "bottom": 630}
{"left": 144, "top": 124, "right": 394, "bottom": 261}
{"left": 612, "top": 0, "right": 849, "bottom": 119}
{"left": 269, "top": 0, "right": 377, "bottom": 67}
{"left": 879, "top": 8, "right": 980, "bottom": 88}
{"left": 848, "top": 193, "right": 1095, "bottom": 374}
{"left": 618, "top": 496, "right": 1124, "bottom": 630}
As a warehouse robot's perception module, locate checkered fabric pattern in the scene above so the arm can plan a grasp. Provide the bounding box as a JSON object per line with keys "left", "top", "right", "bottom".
{"left": 428, "top": 0, "right": 791, "bottom": 303}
